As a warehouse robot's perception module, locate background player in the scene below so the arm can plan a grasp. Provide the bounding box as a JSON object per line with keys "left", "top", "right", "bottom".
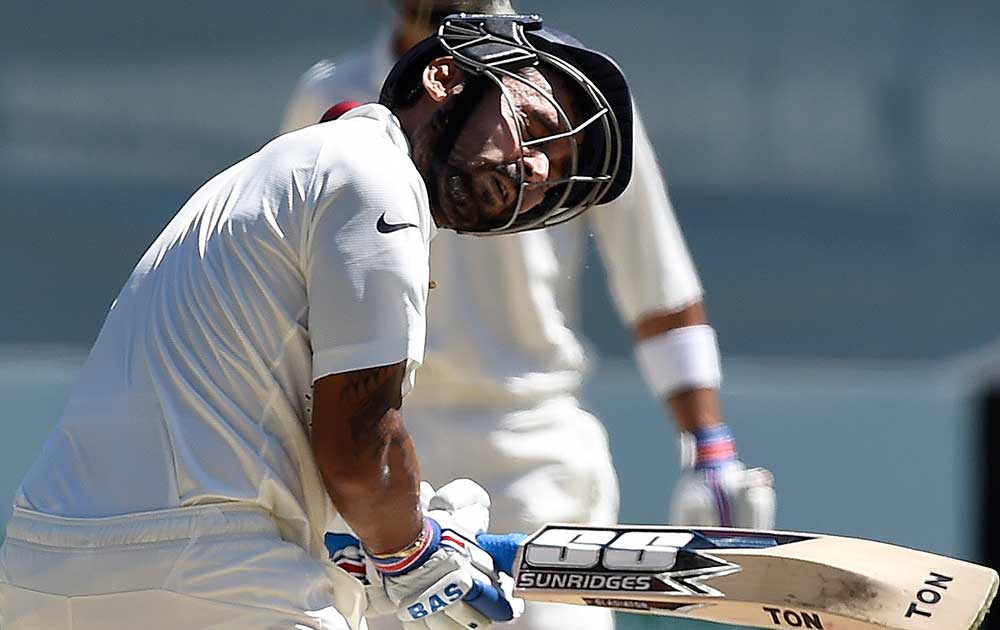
{"left": 0, "top": 15, "right": 631, "bottom": 630}
{"left": 282, "top": 3, "right": 776, "bottom": 630}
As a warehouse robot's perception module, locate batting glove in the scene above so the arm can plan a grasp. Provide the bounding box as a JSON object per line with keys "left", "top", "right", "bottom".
{"left": 670, "top": 426, "right": 776, "bottom": 529}
{"left": 365, "top": 479, "right": 523, "bottom": 630}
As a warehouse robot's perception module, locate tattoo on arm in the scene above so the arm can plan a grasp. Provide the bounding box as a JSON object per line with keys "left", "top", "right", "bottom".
{"left": 340, "top": 363, "right": 398, "bottom": 402}
{"left": 334, "top": 362, "right": 406, "bottom": 460}
{"left": 310, "top": 359, "right": 422, "bottom": 551}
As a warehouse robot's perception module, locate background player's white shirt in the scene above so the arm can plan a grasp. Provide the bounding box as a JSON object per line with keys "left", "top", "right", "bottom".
{"left": 15, "top": 104, "right": 433, "bottom": 560}
{"left": 281, "top": 36, "right": 704, "bottom": 409}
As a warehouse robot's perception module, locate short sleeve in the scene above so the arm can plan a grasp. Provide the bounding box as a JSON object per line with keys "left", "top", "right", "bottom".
{"left": 589, "top": 106, "right": 704, "bottom": 325}
{"left": 305, "top": 159, "right": 429, "bottom": 389}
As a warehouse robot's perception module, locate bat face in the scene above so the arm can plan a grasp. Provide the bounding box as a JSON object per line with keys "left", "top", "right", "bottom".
{"left": 511, "top": 524, "right": 998, "bottom": 630}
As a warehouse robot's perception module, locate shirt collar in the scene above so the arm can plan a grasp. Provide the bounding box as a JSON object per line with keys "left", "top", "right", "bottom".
{"left": 337, "top": 103, "right": 411, "bottom": 157}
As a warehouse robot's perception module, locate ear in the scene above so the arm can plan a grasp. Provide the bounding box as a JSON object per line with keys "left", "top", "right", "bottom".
{"left": 422, "top": 56, "right": 466, "bottom": 103}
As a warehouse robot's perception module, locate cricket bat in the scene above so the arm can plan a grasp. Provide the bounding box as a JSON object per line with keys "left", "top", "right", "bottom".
{"left": 475, "top": 524, "right": 998, "bottom": 630}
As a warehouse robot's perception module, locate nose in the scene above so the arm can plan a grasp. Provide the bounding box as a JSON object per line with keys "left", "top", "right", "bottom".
{"left": 522, "top": 149, "right": 550, "bottom": 183}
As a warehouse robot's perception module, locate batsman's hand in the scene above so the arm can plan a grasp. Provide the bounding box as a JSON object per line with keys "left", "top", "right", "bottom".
{"left": 365, "top": 479, "right": 523, "bottom": 630}
{"left": 670, "top": 460, "right": 776, "bottom": 529}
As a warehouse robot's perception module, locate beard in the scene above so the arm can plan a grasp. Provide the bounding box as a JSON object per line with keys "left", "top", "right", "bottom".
{"left": 408, "top": 80, "right": 519, "bottom": 233}
{"left": 435, "top": 153, "right": 486, "bottom": 232}
{"left": 413, "top": 123, "right": 523, "bottom": 233}
{"left": 439, "top": 157, "right": 522, "bottom": 232}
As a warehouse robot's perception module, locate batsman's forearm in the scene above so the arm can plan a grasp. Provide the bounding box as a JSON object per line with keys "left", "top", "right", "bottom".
{"left": 320, "top": 407, "right": 423, "bottom": 554}
{"left": 667, "top": 387, "right": 723, "bottom": 433}
{"left": 309, "top": 361, "right": 423, "bottom": 555}
{"left": 632, "top": 301, "right": 707, "bottom": 342}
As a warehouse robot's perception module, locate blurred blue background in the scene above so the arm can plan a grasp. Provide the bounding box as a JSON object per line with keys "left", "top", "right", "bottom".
{"left": 1, "top": 1, "right": 998, "bottom": 628}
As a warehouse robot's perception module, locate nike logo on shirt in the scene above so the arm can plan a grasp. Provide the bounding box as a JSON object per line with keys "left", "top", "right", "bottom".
{"left": 377, "top": 213, "right": 419, "bottom": 234}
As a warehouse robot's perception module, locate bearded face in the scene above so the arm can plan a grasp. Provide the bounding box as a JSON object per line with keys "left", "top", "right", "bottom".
{"left": 410, "top": 66, "right": 579, "bottom": 234}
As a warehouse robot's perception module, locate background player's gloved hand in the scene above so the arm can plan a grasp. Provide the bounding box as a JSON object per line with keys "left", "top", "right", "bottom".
{"left": 364, "top": 479, "right": 523, "bottom": 630}
{"left": 670, "top": 425, "right": 776, "bottom": 528}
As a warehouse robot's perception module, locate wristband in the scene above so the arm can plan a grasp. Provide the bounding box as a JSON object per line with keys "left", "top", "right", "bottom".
{"left": 693, "top": 424, "right": 737, "bottom": 469}
{"left": 635, "top": 324, "right": 722, "bottom": 398}
{"left": 366, "top": 517, "right": 441, "bottom": 576}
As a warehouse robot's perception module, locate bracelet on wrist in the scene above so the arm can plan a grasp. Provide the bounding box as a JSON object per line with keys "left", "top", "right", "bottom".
{"left": 366, "top": 517, "right": 440, "bottom": 576}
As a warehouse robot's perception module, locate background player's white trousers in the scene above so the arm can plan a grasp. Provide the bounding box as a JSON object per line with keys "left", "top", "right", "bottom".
{"left": 0, "top": 504, "right": 357, "bottom": 630}
{"left": 372, "top": 395, "right": 621, "bottom": 630}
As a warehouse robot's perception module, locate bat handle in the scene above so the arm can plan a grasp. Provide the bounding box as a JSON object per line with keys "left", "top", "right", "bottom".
{"left": 461, "top": 533, "right": 529, "bottom": 622}
{"left": 463, "top": 579, "right": 515, "bottom": 621}
{"left": 476, "top": 532, "right": 528, "bottom": 575}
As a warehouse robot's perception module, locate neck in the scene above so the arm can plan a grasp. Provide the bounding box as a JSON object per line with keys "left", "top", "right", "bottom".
{"left": 393, "top": 103, "right": 424, "bottom": 149}
{"left": 393, "top": 102, "right": 446, "bottom": 228}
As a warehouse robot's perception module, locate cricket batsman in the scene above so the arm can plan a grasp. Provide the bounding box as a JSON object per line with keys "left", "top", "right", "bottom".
{"left": 282, "top": 4, "right": 777, "bottom": 630}
{"left": 0, "top": 14, "right": 633, "bottom": 629}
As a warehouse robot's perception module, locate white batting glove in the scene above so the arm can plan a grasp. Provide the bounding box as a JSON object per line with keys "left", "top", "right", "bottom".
{"left": 669, "top": 426, "right": 776, "bottom": 529}
{"left": 365, "top": 479, "right": 522, "bottom": 630}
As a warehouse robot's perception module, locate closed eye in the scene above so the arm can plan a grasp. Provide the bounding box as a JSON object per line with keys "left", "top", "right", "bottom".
{"left": 492, "top": 171, "right": 515, "bottom": 206}
{"left": 518, "top": 106, "right": 564, "bottom": 145}
{"left": 515, "top": 109, "right": 535, "bottom": 140}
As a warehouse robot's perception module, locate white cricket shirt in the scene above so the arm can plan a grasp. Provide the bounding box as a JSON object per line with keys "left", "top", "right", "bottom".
{"left": 15, "top": 104, "right": 433, "bottom": 559}
{"left": 281, "top": 34, "right": 704, "bottom": 410}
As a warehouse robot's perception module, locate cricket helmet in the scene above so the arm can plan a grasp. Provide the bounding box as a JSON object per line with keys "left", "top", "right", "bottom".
{"left": 380, "top": 13, "right": 634, "bottom": 235}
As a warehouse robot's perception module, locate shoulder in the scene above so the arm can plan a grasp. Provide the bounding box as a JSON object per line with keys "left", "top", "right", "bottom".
{"left": 265, "top": 104, "right": 424, "bottom": 199}
{"left": 320, "top": 107, "right": 420, "bottom": 189}
{"left": 292, "top": 48, "right": 379, "bottom": 104}
{"left": 270, "top": 107, "right": 407, "bottom": 172}
{"left": 292, "top": 59, "right": 337, "bottom": 100}
{"left": 288, "top": 106, "right": 429, "bottom": 235}
{"left": 629, "top": 105, "right": 658, "bottom": 162}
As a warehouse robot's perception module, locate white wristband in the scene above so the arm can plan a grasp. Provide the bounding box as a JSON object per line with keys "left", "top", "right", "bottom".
{"left": 635, "top": 324, "right": 722, "bottom": 398}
